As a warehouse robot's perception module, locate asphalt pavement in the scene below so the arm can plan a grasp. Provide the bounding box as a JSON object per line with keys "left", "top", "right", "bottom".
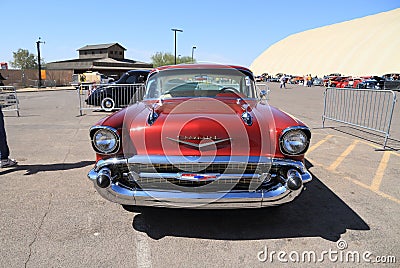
{"left": 0, "top": 85, "right": 398, "bottom": 267}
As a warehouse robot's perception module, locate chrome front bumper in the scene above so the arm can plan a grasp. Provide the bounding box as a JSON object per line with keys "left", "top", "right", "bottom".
{"left": 87, "top": 156, "right": 312, "bottom": 209}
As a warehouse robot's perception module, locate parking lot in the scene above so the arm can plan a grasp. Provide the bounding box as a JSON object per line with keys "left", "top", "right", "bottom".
{"left": 0, "top": 84, "right": 399, "bottom": 267}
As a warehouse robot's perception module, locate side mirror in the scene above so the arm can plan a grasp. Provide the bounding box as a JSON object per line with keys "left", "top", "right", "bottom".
{"left": 259, "top": 89, "right": 269, "bottom": 100}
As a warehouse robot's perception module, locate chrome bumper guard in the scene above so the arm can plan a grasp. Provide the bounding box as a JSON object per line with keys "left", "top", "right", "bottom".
{"left": 87, "top": 156, "right": 312, "bottom": 208}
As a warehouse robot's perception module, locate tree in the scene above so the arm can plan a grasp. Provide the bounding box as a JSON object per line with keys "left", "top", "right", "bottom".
{"left": 10, "top": 48, "right": 38, "bottom": 69}
{"left": 151, "top": 52, "right": 195, "bottom": 67}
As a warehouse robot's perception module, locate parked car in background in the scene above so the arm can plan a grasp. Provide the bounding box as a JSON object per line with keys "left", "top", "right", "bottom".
{"left": 328, "top": 76, "right": 349, "bottom": 87}
{"left": 113, "top": 70, "right": 150, "bottom": 85}
{"left": 269, "top": 77, "right": 280, "bottom": 82}
{"left": 313, "top": 78, "right": 324, "bottom": 86}
{"left": 85, "top": 70, "right": 150, "bottom": 111}
{"left": 336, "top": 78, "right": 362, "bottom": 88}
{"left": 73, "top": 71, "right": 113, "bottom": 84}
{"left": 383, "top": 73, "right": 400, "bottom": 81}
{"left": 100, "top": 74, "right": 114, "bottom": 84}
{"left": 323, "top": 74, "right": 342, "bottom": 87}
{"left": 357, "top": 79, "right": 381, "bottom": 89}
{"left": 357, "top": 76, "right": 386, "bottom": 90}
{"left": 255, "top": 73, "right": 268, "bottom": 82}
{"left": 370, "top": 76, "right": 386, "bottom": 90}
{"left": 290, "top": 76, "right": 304, "bottom": 84}
{"left": 87, "top": 64, "right": 312, "bottom": 209}
{"left": 255, "top": 75, "right": 264, "bottom": 82}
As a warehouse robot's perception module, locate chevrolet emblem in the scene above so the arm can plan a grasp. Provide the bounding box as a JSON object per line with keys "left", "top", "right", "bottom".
{"left": 166, "top": 136, "right": 231, "bottom": 149}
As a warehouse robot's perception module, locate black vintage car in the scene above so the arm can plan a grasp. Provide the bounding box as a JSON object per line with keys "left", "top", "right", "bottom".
{"left": 357, "top": 76, "right": 386, "bottom": 90}
{"left": 85, "top": 70, "right": 150, "bottom": 111}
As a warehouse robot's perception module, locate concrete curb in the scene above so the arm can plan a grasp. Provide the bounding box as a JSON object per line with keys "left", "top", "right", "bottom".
{"left": 15, "top": 86, "right": 76, "bottom": 93}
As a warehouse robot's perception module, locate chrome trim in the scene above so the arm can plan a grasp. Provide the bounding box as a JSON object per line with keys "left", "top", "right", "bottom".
{"left": 147, "top": 108, "right": 159, "bottom": 125}
{"left": 89, "top": 126, "right": 121, "bottom": 155}
{"left": 90, "top": 155, "right": 309, "bottom": 173}
{"left": 94, "top": 158, "right": 128, "bottom": 171}
{"left": 137, "top": 172, "right": 262, "bottom": 180}
{"left": 127, "top": 155, "right": 273, "bottom": 164}
{"left": 166, "top": 137, "right": 231, "bottom": 149}
{"left": 87, "top": 155, "right": 312, "bottom": 208}
{"left": 91, "top": 182, "right": 301, "bottom": 208}
{"left": 143, "top": 96, "right": 259, "bottom": 101}
{"left": 279, "top": 126, "right": 311, "bottom": 156}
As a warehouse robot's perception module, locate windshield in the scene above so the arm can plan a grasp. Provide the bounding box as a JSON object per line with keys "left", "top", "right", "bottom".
{"left": 144, "top": 68, "right": 256, "bottom": 99}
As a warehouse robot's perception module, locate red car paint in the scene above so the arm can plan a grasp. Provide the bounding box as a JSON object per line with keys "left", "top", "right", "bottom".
{"left": 88, "top": 64, "right": 312, "bottom": 208}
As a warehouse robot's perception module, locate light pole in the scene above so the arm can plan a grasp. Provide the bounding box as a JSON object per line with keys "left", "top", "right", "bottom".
{"left": 36, "top": 37, "right": 45, "bottom": 88}
{"left": 171, "top": 28, "right": 183, "bottom": 64}
{"left": 191, "top": 46, "right": 197, "bottom": 62}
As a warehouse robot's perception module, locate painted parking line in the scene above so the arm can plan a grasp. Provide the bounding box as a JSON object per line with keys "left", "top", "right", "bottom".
{"left": 307, "top": 133, "right": 400, "bottom": 204}
{"left": 327, "top": 140, "right": 359, "bottom": 171}
{"left": 307, "top": 155, "right": 400, "bottom": 205}
{"left": 344, "top": 174, "right": 400, "bottom": 204}
{"left": 358, "top": 140, "right": 400, "bottom": 157}
{"left": 370, "top": 152, "right": 391, "bottom": 191}
{"left": 307, "top": 134, "right": 333, "bottom": 154}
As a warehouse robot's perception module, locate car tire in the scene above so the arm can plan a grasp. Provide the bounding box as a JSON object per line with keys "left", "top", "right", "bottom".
{"left": 101, "top": 97, "right": 115, "bottom": 111}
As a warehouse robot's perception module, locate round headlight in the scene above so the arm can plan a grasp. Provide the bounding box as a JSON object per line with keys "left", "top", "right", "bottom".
{"left": 92, "top": 128, "right": 119, "bottom": 154}
{"left": 280, "top": 129, "right": 309, "bottom": 155}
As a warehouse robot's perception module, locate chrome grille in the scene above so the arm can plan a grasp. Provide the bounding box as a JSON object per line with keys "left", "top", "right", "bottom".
{"left": 131, "top": 177, "right": 255, "bottom": 184}
{"left": 130, "top": 162, "right": 270, "bottom": 174}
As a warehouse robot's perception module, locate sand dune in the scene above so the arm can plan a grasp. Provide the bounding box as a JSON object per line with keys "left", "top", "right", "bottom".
{"left": 250, "top": 8, "right": 400, "bottom": 77}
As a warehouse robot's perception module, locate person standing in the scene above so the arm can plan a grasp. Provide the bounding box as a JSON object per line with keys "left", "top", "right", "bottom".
{"left": 307, "top": 74, "right": 313, "bottom": 87}
{"left": 280, "top": 75, "right": 286, "bottom": 89}
{"left": 0, "top": 106, "right": 17, "bottom": 168}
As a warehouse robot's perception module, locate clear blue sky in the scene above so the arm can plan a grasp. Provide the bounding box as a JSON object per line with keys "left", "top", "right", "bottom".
{"left": 1, "top": 0, "right": 399, "bottom": 68}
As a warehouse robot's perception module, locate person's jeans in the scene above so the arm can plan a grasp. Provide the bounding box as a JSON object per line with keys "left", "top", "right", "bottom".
{"left": 0, "top": 107, "right": 10, "bottom": 160}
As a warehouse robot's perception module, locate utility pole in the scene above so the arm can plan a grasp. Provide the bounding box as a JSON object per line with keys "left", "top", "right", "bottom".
{"left": 171, "top": 29, "right": 183, "bottom": 65}
{"left": 192, "top": 46, "right": 197, "bottom": 62}
{"left": 36, "top": 37, "right": 45, "bottom": 88}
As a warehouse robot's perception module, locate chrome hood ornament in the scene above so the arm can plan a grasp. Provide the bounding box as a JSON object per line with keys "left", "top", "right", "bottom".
{"left": 147, "top": 99, "right": 163, "bottom": 126}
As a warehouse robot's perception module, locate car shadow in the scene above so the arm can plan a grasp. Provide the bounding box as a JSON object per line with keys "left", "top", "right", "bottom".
{"left": 0, "top": 160, "right": 95, "bottom": 176}
{"left": 131, "top": 161, "right": 369, "bottom": 242}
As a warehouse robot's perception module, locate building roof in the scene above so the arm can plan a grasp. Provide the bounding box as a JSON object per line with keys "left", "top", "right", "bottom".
{"left": 46, "top": 57, "right": 153, "bottom": 71}
{"left": 77, "top": 43, "right": 126, "bottom": 51}
{"left": 250, "top": 8, "right": 400, "bottom": 77}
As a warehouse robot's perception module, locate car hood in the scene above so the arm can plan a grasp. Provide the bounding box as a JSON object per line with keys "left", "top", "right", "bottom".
{"left": 101, "top": 98, "right": 303, "bottom": 158}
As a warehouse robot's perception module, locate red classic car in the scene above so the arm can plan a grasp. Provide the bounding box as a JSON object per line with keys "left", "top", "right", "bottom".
{"left": 336, "top": 78, "right": 362, "bottom": 88}
{"left": 328, "top": 76, "right": 349, "bottom": 87}
{"left": 87, "top": 64, "right": 312, "bottom": 209}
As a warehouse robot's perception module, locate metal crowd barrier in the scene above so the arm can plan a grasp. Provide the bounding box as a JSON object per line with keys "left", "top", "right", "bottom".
{"left": 322, "top": 88, "right": 397, "bottom": 148}
{"left": 77, "top": 83, "right": 146, "bottom": 116}
{"left": 0, "top": 86, "right": 20, "bottom": 117}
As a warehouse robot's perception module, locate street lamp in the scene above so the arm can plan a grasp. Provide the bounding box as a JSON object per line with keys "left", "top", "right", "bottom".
{"left": 36, "top": 37, "right": 45, "bottom": 88}
{"left": 171, "top": 28, "right": 183, "bottom": 64}
{"left": 191, "top": 46, "right": 197, "bottom": 62}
